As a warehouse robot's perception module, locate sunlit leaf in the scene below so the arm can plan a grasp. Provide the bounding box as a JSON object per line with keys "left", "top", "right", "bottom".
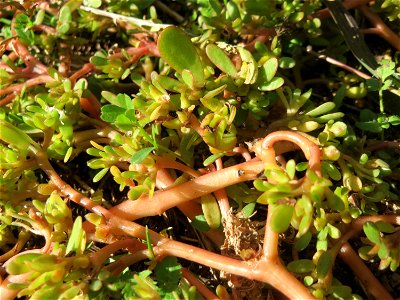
{"left": 206, "top": 44, "right": 237, "bottom": 77}
{"left": 201, "top": 194, "right": 221, "bottom": 229}
{"left": 130, "top": 147, "right": 154, "bottom": 164}
{"left": 306, "top": 102, "right": 335, "bottom": 117}
{"left": 6, "top": 253, "right": 42, "bottom": 275}
{"left": 363, "top": 222, "right": 381, "bottom": 244}
{"left": 158, "top": 26, "right": 205, "bottom": 88}
{"left": 66, "top": 216, "right": 85, "bottom": 256}
{"left": 270, "top": 204, "right": 294, "bottom": 233}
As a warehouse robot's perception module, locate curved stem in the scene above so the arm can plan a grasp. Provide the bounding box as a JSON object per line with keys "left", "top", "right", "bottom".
{"left": 91, "top": 239, "right": 147, "bottom": 270}
{"left": 0, "top": 75, "right": 54, "bottom": 98}
{"left": 358, "top": 5, "right": 400, "bottom": 51}
{"left": 339, "top": 242, "right": 393, "bottom": 299}
{"left": 0, "top": 231, "right": 30, "bottom": 263}
{"left": 105, "top": 160, "right": 265, "bottom": 221}
{"left": 260, "top": 130, "right": 321, "bottom": 173}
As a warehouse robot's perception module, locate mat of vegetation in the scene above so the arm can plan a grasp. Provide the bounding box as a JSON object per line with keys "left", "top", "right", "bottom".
{"left": 1, "top": 0, "right": 400, "bottom": 299}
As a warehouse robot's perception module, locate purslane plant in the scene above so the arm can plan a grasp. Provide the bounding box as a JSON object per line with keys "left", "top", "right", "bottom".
{"left": 1, "top": 1, "right": 400, "bottom": 299}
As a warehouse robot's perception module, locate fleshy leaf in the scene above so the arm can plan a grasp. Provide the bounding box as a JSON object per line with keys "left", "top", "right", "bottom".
{"left": 201, "top": 194, "right": 221, "bottom": 229}
{"left": 287, "top": 259, "right": 314, "bottom": 273}
{"left": 363, "top": 222, "right": 381, "bottom": 244}
{"left": 206, "top": 44, "right": 237, "bottom": 77}
{"left": 130, "top": 147, "right": 154, "bottom": 164}
{"left": 270, "top": 204, "right": 294, "bottom": 233}
{"left": 158, "top": 26, "right": 205, "bottom": 88}
{"left": 316, "top": 251, "right": 332, "bottom": 279}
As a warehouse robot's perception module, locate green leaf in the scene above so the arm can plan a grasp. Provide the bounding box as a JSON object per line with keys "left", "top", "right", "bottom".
{"left": 363, "top": 222, "right": 381, "bottom": 244}
{"left": 6, "top": 253, "right": 42, "bottom": 275}
{"left": 27, "top": 255, "right": 58, "bottom": 272}
{"left": 356, "top": 120, "right": 382, "bottom": 133}
{"left": 93, "top": 168, "right": 109, "bottom": 183}
{"left": 44, "top": 191, "right": 71, "bottom": 224}
{"left": 295, "top": 231, "right": 312, "bottom": 251}
{"left": 322, "top": 162, "right": 341, "bottom": 181}
{"left": 332, "top": 285, "right": 352, "bottom": 299}
{"left": 90, "top": 54, "right": 108, "bottom": 66}
{"left": 145, "top": 226, "right": 155, "bottom": 260}
{"left": 0, "top": 120, "right": 39, "bottom": 155}
{"left": 203, "top": 152, "right": 224, "bottom": 166}
{"left": 181, "top": 69, "right": 196, "bottom": 90}
{"left": 158, "top": 26, "right": 205, "bottom": 88}
{"left": 279, "top": 57, "right": 296, "bottom": 69}
{"left": 130, "top": 147, "right": 154, "bottom": 164}
{"left": 197, "top": 0, "right": 222, "bottom": 17}
{"left": 237, "top": 47, "right": 258, "bottom": 84}
{"left": 206, "top": 44, "right": 237, "bottom": 77}
{"left": 327, "top": 224, "right": 341, "bottom": 239}
{"left": 270, "top": 204, "right": 294, "bottom": 233}
{"left": 66, "top": 216, "right": 85, "bottom": 256}
{"left": 330, "top": 121, "right": 347, "bottom": 137}
{"left": 388, "top": 115, "right": 400, "bottom": 126}
{"left": 358, "top": 245, "right": 373, "bottom": 260}
{"left": 265, "top": 168, "right": 289, "bottom": 184}
{"left": 15, "top": 14, "right": 34, "bottom": 45}
{"left": 259, "top": 76, "right": 284, "bottom": 91}
{"left": 101, "top": 92, "right": 134, "bottom": 109}
{"left": 375, "top": 221, "right": 395, "bottom": 233}
{"left": 190, "top": 215, "right": 211, "bottom": 232}
{"left": 58, "top": 5, "right": 71, "bottom": 34}
{"left": 242, "top": 202, "right": 256, "bottom": 218}
{"left": 316, "top": 251, "right": 332, "bottom": 279}
{"left": 201, "top": 194, "right": 221, "bottom": 229}
{"left": 378, "top": 242, "right": 389, "bottom": 259}
{"left": 154, "top": 256, "right": 182, "bottom": 293}
{"left": 286, "top": 159, "right": 296, "bottom": 180}
{"left": 261, "top": 58, "right": 279, "bottom": 82}
{"left": 100, "top": 105, "right": 126, "bottom": 123}
{"left": 83, "top": 0, "right": 102, "bottom": 8}
{"left": 287, "top": 259, "right": 314, "bottom": 273}
{"left": 306, "top": 102, "right": 335, "bottom": 117}
{"left": 225, "top": 1, "right": 240, "bottom": 20}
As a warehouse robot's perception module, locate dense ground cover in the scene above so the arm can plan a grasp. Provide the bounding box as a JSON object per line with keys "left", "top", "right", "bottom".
{"left": 1, "top": 0, "right": 400, "bottom": 299}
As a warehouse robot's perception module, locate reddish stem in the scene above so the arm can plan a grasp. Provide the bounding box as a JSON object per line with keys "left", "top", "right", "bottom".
{"left": 339, "top": 242, "right": 394, "bottom": 299}
{"left": 358, "top": 5, "right": 400, "bottom": 51}
{"left": 181, "top": 268, "right": 218, "bottom": 299}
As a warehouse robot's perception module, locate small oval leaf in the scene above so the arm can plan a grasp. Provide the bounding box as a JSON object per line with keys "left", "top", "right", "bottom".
{"left": 206, "top": 44, "right": 237, "bottom": 77}
{"left": 259, "top": 77, "right": 284, "bottom": 91}
{"left": 270, "top": 204, "right": 294, "bottom": 233}
{"left": 201, "top": 194, "right": 221, "bottom": 229}
{"left": 316, "top": 251, "right": 332, "bottom": 279}
{"left": 158, "top": 26, "right": 205, "bottom": 88}
{"left": 287, "top": 259, "right": 314, "bottom": 273}
{"left": 363, "top": 222, "right": 381, "bottom": 244}
{"left": 262, "top": 57, "right": 279, "bottom": 82}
